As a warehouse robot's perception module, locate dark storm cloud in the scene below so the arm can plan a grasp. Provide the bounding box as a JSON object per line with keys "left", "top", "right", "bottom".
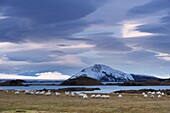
{"left": 83, "top": 34, "right": 133, "bottom": 52}
{"left": 129, "top": 0, "right": 170, "bottom": 15}
{"left": 127, "top": 0, "right": 170, "bottom": 54}
{"left": 136, "top": 36, "right": 170, "bottom": 54}
{"left": 1, "top": 0, "right": 102, "bottom": 24}
{"left": 129, "top": 0, "right": 170, "bottom": 35}
{"left": 0, "top": 0, "right": 105, "bottom": 42}
{"left": 6, "top": 49, "right": 63, "bottom": 63}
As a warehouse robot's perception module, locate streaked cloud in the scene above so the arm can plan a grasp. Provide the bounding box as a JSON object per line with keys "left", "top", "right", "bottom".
{"left": 0, "top": 71, "right": 70, "bottom": 80}
{"left": 122, "top": 22, "right": 156, "bottom": 38}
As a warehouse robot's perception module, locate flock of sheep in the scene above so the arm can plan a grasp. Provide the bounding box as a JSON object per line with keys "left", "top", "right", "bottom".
{"left": 141, "top": 91, "right": 165, "bottom": 98}
{"left": 3, "top": 89, "right": 167, "bottom": 99}
{"left": 12, "top": 90, "right": 110, "bottom": 99}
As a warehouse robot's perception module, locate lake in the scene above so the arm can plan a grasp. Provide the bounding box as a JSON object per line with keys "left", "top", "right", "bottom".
{"left": 0, "top": 85, "right": 170, "bottom": 93}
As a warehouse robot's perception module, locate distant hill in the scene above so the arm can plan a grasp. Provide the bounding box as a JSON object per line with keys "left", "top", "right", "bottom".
{"left": 71, "top": 64, "right": 134, "bottom": 82}
{"left": 59, "top": 76, "right": 103, "bottom": 86}
{"left": 70, "top": 64, "right": 166, "bottom": 83}
{"left": 0, "top": 79, "right": 26, "bottom": 86}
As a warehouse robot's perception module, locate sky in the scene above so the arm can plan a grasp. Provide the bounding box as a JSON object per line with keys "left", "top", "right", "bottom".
{"left": 0, "top": 0, "right": 170, "bottom": 80}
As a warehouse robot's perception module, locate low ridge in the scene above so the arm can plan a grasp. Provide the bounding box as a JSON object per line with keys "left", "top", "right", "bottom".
{"left": 60, "top": 76, "right": 103, "bottom": 86}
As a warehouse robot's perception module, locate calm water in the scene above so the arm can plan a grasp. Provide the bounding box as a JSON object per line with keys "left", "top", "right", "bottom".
{"left": 0, "top": 85, "right": 170, "bottom": 93}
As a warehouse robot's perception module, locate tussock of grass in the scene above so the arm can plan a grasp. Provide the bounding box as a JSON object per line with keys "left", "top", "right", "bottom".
{"left": 15, "top": 109, "right": 26, "bottom": 112}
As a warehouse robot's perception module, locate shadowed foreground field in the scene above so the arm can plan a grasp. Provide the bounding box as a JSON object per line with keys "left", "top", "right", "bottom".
{"left": 0, "top": 91, "right": 170, "bottom": 113}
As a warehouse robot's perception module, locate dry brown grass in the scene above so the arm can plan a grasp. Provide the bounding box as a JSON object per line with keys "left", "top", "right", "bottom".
{"left": 0, "top": 90, "right": 170, "bottom": 113}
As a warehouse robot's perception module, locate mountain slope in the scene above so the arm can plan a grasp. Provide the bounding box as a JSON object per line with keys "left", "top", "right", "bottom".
{"left": 130, "top": 74, "right": 160, "bottom": 82}
{"left": 71, "top": 64, "right": 134, "bottom": 82}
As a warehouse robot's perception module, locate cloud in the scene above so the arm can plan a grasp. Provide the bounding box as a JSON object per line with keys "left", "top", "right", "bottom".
{"left": 0, "top": 71, "right": 70, "bottom": 80}
{"left": 0, "top": 55, "right": 31, "bottom": 65}
{"left": 84, "top": 34, "right": 133, "bottom": 52}
{"left": 125, "top": 0, "right": 170, "bottom": 56}
{"left": 129, "top": 0, "right": 170, "bottom": 15}
{"left": 35, "top": 72, "right": 70, "bottom": 80}
{"left": 152, "top": 51, "right": 170, "bottom": 61}
{"left": 0, "top": 53, "right": 86, "bottom": 67}
{"left": 1, "top": 0, "right": 102, "bottom": 24}
{"left": 122, "top": 21, "right": 156, "bottom": 38}
{"left": 0, "top": 0, "right": 105, "bottom": 43}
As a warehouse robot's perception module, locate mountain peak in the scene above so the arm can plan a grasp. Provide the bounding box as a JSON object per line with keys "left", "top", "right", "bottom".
{"left": 91, "top": 64, "right": 111, "bottom": 72}
{"left": 71, "top": 64, "right": 134, "bottom": 82}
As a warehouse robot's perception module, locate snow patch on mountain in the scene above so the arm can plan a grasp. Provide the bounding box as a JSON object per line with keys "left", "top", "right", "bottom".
{"left": 71, "top": 64, "right": 134, "bottom": 82}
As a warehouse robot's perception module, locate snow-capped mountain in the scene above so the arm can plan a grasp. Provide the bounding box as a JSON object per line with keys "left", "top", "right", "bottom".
{"left": 70, "top": 64, "right": 134, "bottom": 82}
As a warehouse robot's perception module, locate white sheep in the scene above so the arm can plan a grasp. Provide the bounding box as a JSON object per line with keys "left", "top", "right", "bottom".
{"left": 156, "top": 91, "right": 161, "bottom": 95}
{"left": 83, "top": 94, "right": 88, "bottom": 99}
{"left": 118, "top": 94, "right": 122, "bottom": 98}
{"left": 101, "top": 95, "right": 110, "bottom": 99}
{"left": 147, "top": 91, "right": 151, "bottom": 94}
{"left": 15, "top": 91, "right": 19, "bottom": 95}
{"left": 45, "top": 91, "right": 51, "bottom": 96}
{"left": 35, "top": 91, "right": 40, "bottom": 95}
{"left": 25, "top": 90, "right": 34, "bottom": 95}
{"left": 151, "top": 92, "right": 155, "bottom": 95}
{"left": 143, "top": 94, "right": 148, "bottom": 98}
{"left": 24, "top": 90, "right": 29, "bottom": 94}
{"left": 65, "top": 91, "right": 70, "bottom": 96}
{"left": 39, "top": 91, "right": 45, "bottom": 95}
{"left": 70, "top": 92, "right": 75, "bottom": 97}
{"left": 95, "top": 94, "right": 101, "bottom": 98}
{"left": 91, "top": 94, "right": 96, "bottom": 98}
{"left": 55, "top": 92, "right": 60, "bottom": 96}
{"left": 150, "top": 95, "right": 154, "bottom": 98}
{"left": 78, "top": 93, "right": 85, "bottom": 97}
{"left": 157, "top": 95, "right": 161, "bottom": 98}
{"left": 161, "top": 92, "right": 165, "bottom": 96}
{"left": 142, "top": 92, "right": 145, "bottom": 95}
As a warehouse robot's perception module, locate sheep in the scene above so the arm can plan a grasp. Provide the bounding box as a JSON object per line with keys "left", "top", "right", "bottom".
{"left": 95, "top": 94, "right": 101, "bottom": 98}
{"left": 157, "top": 95, "right": 161, "bottom": 98}
{"left": 101, "top": 95, "right": 110, "bottom": 99}
{"left": 142, "top": 92, "right": 145, "bottom": 95}
{"left": 25, "top": 90, "right": 34, "bottom": 95}
{"left": 39, "top": 91, "right": 45, "bottom": 95}
{"left": 91, "top": 94, "right": 96, "bottom": 98}
{"left": 5, "top": 90, "right": 8, "bottom": 93}
{"left": 70, "top": 92, "right": 75, "bottom": 97}
{"left": 83, "top": 94, "right": 88, "bottom": 99}
{"left": 150, "top": 95, "right": 154, "bottom": 98}
{"left": 151, "top": 92, "right": 155, "bottom": 95}
{"left": 45, "top": 91, "right": 51, "bottom": 96}
{"left": 65, "top": 91, "right": 70, "bottom": 96}
{"left": 79, "top": 93, "right": 85, "bottom": 97}
{"left": 118, "top": 94, "right": 122, "bottom": 98}
{"left": 143, "top": 94, "right": 148, "bottom": 98}
{"left": 161, "top": 93, "right": 165, "bottom": 96}
{"left": 101, "top": 95, "right": 106, "bottom": 99}
{"left": 55, "top": 92, "right": 60, "bottom": 96}
{"left": 30, "top": 91, "right": 34, "bottom": 95}
{"left": 156, "top": 91, "right": 161, "bottom": 95}
{"left": 15, "top": 91, "right": 19, "bottom": 95}
{"left": 106, "top": 95, "right": 110, "bottom": 99}
{"left": 35, "top": 91, "right": 40, "bottom": 95}
{"left": 147, "top": 91, "right": 151, "bottom": 94}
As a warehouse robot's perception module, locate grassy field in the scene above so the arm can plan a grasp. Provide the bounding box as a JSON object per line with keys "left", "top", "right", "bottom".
{"left": 0, "top": 90, "right": 170, "bottom": 113}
